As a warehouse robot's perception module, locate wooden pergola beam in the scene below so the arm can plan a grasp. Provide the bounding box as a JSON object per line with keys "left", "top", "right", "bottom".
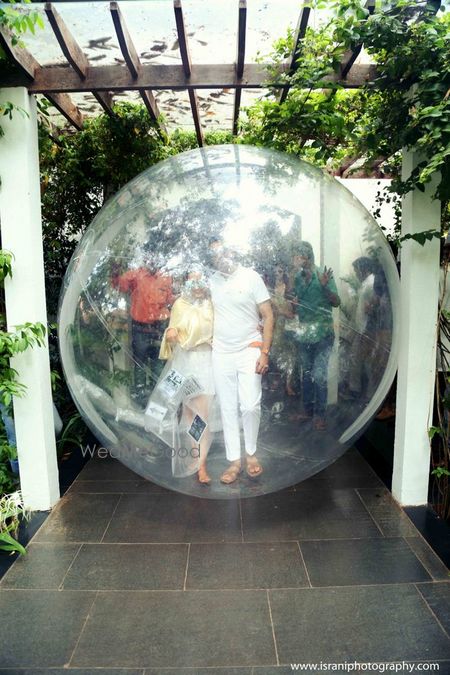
{"left": 340, "top": 45, "right": 364, "bottom": 80}
{"left": 333, "top": 154, "right": 388, "bottom": 178}
{"left": 44, "top": 3, "right": 89, "bottom": 80}
{"left": 233, "top": 0, "right": 247, "bottom": 135}
{"left": 45, "top": 3, "right": 113, "bottom": 119}
{"left": 236, "top": 0, "right": 247, "bottom": 80}
{"left": 279, "top": 3, "right": 311, "bottom": 104}
{"left": 173, "top": 0, "right": 192, "bottom": 78}
{"left": 0, "top": 24, "right": 85, "bottom": 130}
{"left": 110, "top": 1, "right": 164, "bottom": 131}
{"left": 93, "top": 91, "right": 115, "bottom": 116}
{"left": 0, "top": 27, "right": 41, "bottom": 79}
{"left": 173, "top": 0, "right": 203, "bottom": 147}
{"left": 188, "top": 90, "right": 203, "bottom": 146}
{"left": 138, "top": 88, "right": 162, "bottom": 125}
{"left": 333, "top": 155, "right": 360, "bottom": 177}
{"left": 110, "top": 1, "right": 140, "bottom": 79}
{"left": 0, "top": 63, "right": 376, "bottom": 93}
{"left": 45, "top": 92, "right": 85, "bottom": 130}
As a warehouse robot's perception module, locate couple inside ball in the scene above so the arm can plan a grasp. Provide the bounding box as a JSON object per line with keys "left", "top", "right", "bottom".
{"left": 158, "top": 238, "right": 274, "bottom": 485}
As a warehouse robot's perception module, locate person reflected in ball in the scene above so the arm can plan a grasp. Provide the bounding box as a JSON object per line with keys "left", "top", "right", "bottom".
{"left": 292, "top": 241, "right": 340, "bottom": 431}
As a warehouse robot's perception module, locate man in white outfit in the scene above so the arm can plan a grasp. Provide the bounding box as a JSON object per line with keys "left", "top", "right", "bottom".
{"left": 208, "top": 239, "right": 274, "bottom": 483}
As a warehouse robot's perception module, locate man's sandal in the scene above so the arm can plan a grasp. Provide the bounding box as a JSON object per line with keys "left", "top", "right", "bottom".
{"left": 246, "top": 456, "right": 263, "bottom": 479}
{"left": 220, "top": 462, "right": 242, "bottom": 484}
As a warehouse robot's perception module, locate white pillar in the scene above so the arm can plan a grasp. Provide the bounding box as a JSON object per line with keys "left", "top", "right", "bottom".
{"left": 0, "top": 87, "right": 59, "bottom": 510}
{"left": 321, "top": 179, "right": 341, "bottom": 405}
{"left": 392, "top": 149, "right": 441, "bottom": 506}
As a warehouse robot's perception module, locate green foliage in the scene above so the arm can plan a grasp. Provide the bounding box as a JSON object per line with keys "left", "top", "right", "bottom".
{"left": 1, "top": 442, "right": 17, "bottom": 461}
{"left": 398, "top": 229, "right": 441, "bottom": 247}
{"left": 0, "top": 530, "right": 25, "bottom": 555}
{"left": 0, "top": 321, "right": 46, "bottom": 407}
{"left": 39, "top": 105, "right": 235, "bottom": 318}
{"left": 168, "top": 129, "right": 234, "bottom": 153}
{"left": 55, "top": 412, "right": 84, "bottom": 457}
{"left": 242, "top": 0, "right": 450, "bottom": 202}
{"left": 241, "top": 88, "right": 358, "bottom": 165}
{"left": 432, "top": 465, "right": 450, "bottom": 478}
{"left": 0, "top": 0, "right": 44, "bottom": 56}
{"left": 39, "top": 101, "right": 167, "bottom": 315}
{"left": 0, "top": 446, "right": 18, "bottom": 496}
{"left": 0, "top": 0, "right": 43, "bottom": 139}
{"left": 0, "top": 250, "right": 13, "bottom": 284}
{"left": 202, "top": 129, "right": 235, "bottom": 146}
{"left": 0, "top": 491, "right": 29, "bottom": 556}
{"left": 0, "top": 415, "right": 17, "bottom": 496}
{"left": 429, "top": 425, "right": 444, "bottom": 439}
{"left": 167, "top": 129, "right": 199, "bottom": 154}
{"left": 0, "top": 251, "right": 47, "bottom": 500}
{"left": 431, "top": 252, "right": 450, "bottom": 520}
{"left": 0, "top": 101, "right": 28, "bottom": 122}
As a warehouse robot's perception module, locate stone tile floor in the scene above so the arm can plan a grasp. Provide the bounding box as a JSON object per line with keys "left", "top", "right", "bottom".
{"left": 1, "top": 448, "right": 450, "bottom": 674}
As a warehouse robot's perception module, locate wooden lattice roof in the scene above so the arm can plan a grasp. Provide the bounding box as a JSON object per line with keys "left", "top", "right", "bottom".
{"left": 0, "top": 0, "right": 377, "bottom": 146}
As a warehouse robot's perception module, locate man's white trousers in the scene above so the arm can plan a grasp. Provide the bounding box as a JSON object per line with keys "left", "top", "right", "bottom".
{"left": 212, "top": 347, "right": 262, "bottom": 461}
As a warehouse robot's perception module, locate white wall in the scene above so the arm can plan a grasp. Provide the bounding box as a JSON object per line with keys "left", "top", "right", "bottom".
{"left": 339, "top": 178, "right": 397, "bottom": 236}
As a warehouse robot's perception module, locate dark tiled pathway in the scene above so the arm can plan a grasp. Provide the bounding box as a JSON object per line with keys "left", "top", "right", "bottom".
{"left": 1, "top": 448, "right": 450, "bottom": 673}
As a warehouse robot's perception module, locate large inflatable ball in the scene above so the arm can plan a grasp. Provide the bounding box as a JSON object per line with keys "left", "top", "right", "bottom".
{"left": 58, "top": 145, "right": 399, "bottom": 498}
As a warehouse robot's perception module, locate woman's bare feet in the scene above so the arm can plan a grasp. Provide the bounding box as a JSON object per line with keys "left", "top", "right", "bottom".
{"left": 198, "top": 463, "right": 211, "bottom": 485}
{"left": 220, "top": 460, "right": 242, "bottom": 484}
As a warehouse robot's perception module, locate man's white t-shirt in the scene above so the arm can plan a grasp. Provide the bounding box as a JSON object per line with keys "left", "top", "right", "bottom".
{"left": 209, "top": 265, "right": 270, "bottom": 353}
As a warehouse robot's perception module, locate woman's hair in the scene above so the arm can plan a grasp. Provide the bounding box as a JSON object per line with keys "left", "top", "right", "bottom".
{"left": 352, "top": 256, "right": 375, "bottom": 279}
{"left": 265, "top": 264, "right": 289, "bottom": 289}
{"left": 183, "top": 263, "right": 205, "bottom": 282}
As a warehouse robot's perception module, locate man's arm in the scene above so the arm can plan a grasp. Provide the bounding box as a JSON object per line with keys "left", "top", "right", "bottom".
{"left": 323, "top": 285, "right": 340, "bottom": 308}
{"left": 318, "top": 267, "right": 341, "bottom": 307}
{"left": 111, "top": 268, "right": 136, "bottom": 293}
{"left": 255, "top": 300, "right": 274, "bottom": 375}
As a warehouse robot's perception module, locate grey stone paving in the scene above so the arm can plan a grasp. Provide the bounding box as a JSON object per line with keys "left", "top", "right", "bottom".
{"left": 1, "top": 448, "right": 449, "bottom": 673}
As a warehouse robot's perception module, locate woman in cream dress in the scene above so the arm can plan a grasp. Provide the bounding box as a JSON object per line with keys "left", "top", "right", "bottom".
{"left": 158, "top": 271, "right": 214, "bottom": 484}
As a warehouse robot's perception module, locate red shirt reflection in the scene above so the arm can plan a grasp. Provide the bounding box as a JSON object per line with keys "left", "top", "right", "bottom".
{"left": 112, "top": 268, "right": 174, "bottom": 323}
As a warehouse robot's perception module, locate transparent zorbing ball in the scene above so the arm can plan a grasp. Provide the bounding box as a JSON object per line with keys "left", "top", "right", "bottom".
{"left": 59, "top": 145, "right": 399, "bottom": 499}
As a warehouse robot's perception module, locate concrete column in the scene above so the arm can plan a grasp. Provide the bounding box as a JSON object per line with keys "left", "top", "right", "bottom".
{"left": 0, "top": 87, "right": 59, "bottom": 510}
{"left": 392, "top": 149, "right": 441, "bottom": 506}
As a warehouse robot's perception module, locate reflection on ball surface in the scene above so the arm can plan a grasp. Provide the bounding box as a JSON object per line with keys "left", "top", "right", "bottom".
{"left": 58, "top": 145, "right": 399, "bottom": 498}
